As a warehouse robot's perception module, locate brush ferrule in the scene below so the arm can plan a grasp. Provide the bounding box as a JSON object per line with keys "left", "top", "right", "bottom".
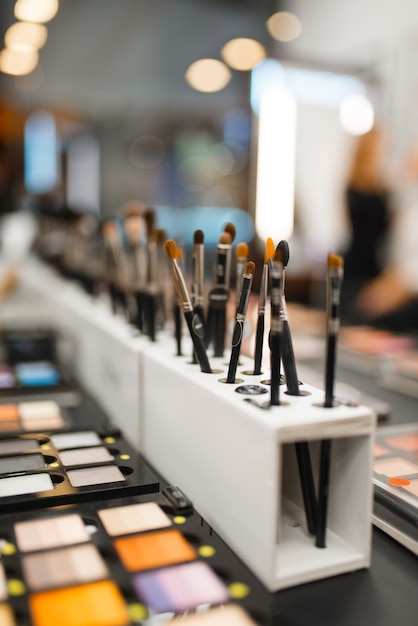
{"left": 171, "top": 259, "right": 192, "bottom": 313}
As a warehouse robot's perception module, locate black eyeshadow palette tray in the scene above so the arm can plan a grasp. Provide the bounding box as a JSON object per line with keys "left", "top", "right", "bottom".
{"left": 0, "top": 429, "right": 159, "bottom": 514}
{"left": 0, "top": 493, "right": 273, "bottom": 626}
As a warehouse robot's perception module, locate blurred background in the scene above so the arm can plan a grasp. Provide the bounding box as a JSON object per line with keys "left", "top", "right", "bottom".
{"left": 1, "top": 0, "right": 418, "bottom": 305}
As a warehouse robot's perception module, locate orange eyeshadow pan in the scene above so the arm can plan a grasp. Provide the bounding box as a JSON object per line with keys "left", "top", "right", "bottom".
{"left": 28, "top": 580, "right": 130, "bottom": 626}
{"left": 114, "top": 528, "right": 197, "bottom": 572}
{"left": 0, "top": 405, "right": 19, "bottom": 422}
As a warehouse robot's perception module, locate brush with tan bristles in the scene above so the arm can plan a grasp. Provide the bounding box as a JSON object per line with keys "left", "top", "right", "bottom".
{"left": 253, "top": 237, "right": 275, "bottom": 376}
{"left": 235, "top": 242, "right": 249, "bottom": 309}
{"left": 164, "top": 240, "right": 212, "bottom": 373}
{"left": 316, "top": 252, "right": 344, "bottom": 550}
{"left": 226, "top": 261, "right": 255, "bottom": 383}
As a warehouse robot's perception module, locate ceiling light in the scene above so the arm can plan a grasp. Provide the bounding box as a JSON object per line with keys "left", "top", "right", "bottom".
{"left": 5, "top": 22, "right": 48, "bottom": 50}
{"left": 221, "top": 38, "right": 266, "bottom": 71}
{"left": 339, "top": 94, "right": 374, "bottom": 135}
{"left": 0, "top": 47, "right": 38, "bottom": 76}
{"left": 185, "top": 58, "right": 231, "bottom": 93}
{"left": 15, "top": 0, "right": 59, "bottom": 24}
{"left": 267, "top": 11, "right": 302, "bottom": 42}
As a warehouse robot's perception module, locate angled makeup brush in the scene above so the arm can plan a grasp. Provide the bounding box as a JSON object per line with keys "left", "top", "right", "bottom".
{"left": 164, "top": 240, "right": 212, "bottom": 374}
{"left": 253, "top": 237, "right": 275, "bottom": 375}
{"left": 277, "top": 240, "right": 299, "bottom": 395}
{"left": 206, "top": 231, "right": 232, "bottom": 357}
{"left": 316, "top": 252, "right": 344, "bottom": 549}
{"left": 226, "top": 261, "right": 255, "bottom": 383}
{"left": 234, "top": 242, "right": 249, "bottom": 309}
{"left": 268, "top": 248, "right": 284, "bottom": 406}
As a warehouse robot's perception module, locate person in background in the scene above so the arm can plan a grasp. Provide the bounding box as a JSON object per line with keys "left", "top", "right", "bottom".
{"left": 355, "top": 143, "right": 418, "bottom": 331}
{"left": 340, "top": 127, "right": 391, "bottom": 323}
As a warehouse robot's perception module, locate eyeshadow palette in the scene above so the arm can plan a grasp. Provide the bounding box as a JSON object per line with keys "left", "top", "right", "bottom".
{"left": 0, "top": 430, "right": 159, "bottom": 513}
{"left": 0, "top": 495, "right": 266, "bottom": 625}
{"left": 372, "top": 422, "right": 418, "bottom": 555}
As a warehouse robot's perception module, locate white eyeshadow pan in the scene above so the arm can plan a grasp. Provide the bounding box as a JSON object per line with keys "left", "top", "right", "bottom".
{"left": 59, "top": 446, "right": 114, "bottom": 467}
{"left": 51, "top": 431, "right": 102, "bottom": 450}
{"left": 67, "top": 465, "right": 125, "bottom": 488}
{"left": 0, "top": 473, "right": 53, "bottom": 498}
{"left": 22, "top": 544, "right": 108, "bottom": 591}
{"left": 98, "top": 501, "right": 171, "bottom": 536}
{"left": 19, "top": 401, "right": 61, "bottom": 421}
{"left": 14, "top": 513, "right": 90, "bottom": 552}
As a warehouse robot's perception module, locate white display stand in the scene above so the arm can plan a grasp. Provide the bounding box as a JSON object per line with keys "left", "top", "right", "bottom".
{"left": 140, "top": 342, "right": 376, "bottom": 591}
{"left": 1, "top": 259, "right": 376, "bottom": 591}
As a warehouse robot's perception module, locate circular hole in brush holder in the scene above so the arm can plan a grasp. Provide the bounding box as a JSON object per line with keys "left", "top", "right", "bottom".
{"left": 235, "top": 384, "right": 268, "bottom": 396}
{"left": 240, "top": 369, "right": 264, "bottom": 376}
{"left": 312, "top": 400, "right": 341, "bottom": 408}
{"left": 260, "top": 375, "right": 287, "bottom": 386}
{"left": 218, "top": 377, "right": 244, "bottom": 384}
{"left": 119, "top": 466, "right": 134, "bottom": 477}
{"left": 285, "top": 389, "right": 311, "bottom": 397}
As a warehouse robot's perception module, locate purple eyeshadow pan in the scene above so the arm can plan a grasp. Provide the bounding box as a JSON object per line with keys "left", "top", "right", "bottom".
{"left": 132, "top": 561, "right": 229, "bottom": 614}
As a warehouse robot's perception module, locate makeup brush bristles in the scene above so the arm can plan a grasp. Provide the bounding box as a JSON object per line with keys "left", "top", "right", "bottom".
{"left": 265, "top": 237, "right": 275, "bottom": 264}
{"left": 194, "top": 229, "right": 204, "bottom": 245}
{"left": 244, "top": 260, "right": 255, "bottom": 275}
{"left": 224, "top": 222, "right": 236, "bottom": 243}
{"left": 236, "top": 243, "right": 249, "bottom": 260}
{"left": 219, "top": 232, "right": 232, "bottom": 246}
{"left": 328, "top": 252, "right": 344, "bottom": 268}
{"left": 164, "top": 239, "right": 177, "bottom": 261}
{"left": 277, "top": 240, "right": 290, "bottom": 267}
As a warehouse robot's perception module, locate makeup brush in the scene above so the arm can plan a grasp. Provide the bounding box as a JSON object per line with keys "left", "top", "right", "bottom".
{"left": 174, "top": 246, "right": 184, "bottom": 356}
{"left": 268, "top": 248, "right": 284, "bottom": 406}
{"left": 253, "top": 237, "right": 275, "bottom": 375}
{"left": 316, "top": 252, "right": 344, "bottom": 549}
{"left": 276, "top": 240, "right": 299, "bottom": 395}
{"left": 164, "top": 240, "right": 212, "bottom": 374}
{"left": 192, "top": 229, "right": 206, "bottom": 331}
{"left": 226, "top": 261, "right": 255, "bottom": 383}
{"left": 191, "top": 229, "right": 206, "bottom": 364}
{"left": 206, "top": 231, "right": 232, "bottom": 357}
{"left": 277, "top": 243, "right": 318, "bottom": 535}
{"left": 122, "top": 209, "right": 145, "bottom": 327}
{"left": 223, "top": 222, "right": 236, "bottom": 291}
{"left": 234, "top": 242, "right": 249, "bottom": 309}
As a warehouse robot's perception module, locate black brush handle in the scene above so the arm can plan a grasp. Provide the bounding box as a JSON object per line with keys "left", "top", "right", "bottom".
{"left": 191, "top": 304, "right": 206, "bottom": 363}
{"left": 295, "top": 442, "right": 318, "bottom": 535}
{"left": 270, "top": 333, "right": 280, "bottom": 406}
{"left": 316, "top": 439, "right": 332, "bottom": 548}
{"left": 281, "top": 320, "right": 299, "bottom": 395}
{"left": 174, "top": 303, "right": 182, "bottom": 356}
{"left": 253, "top": 313, "right": 265, "bottom": 375}
{"left": 325, "top": 334, "right": 336, "bottom": 407}
{"left": 184, "top": 310, "right": 212, "bottom": 373}
{"left": 226, "top": 320, "right": 244, "bottom": 383}
{"left": 213, "top": 307, "right": 226, "bottom": 358}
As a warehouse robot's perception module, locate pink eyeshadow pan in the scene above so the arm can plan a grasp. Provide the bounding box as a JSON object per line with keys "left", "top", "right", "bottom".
{"left": 385, "top": 434, "right": 418, "bottom": 452}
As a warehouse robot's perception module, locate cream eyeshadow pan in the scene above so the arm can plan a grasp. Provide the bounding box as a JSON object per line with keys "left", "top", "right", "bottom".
{"left": 14, "top": 514, "right": 90, "bottom": 552}
{"left": 98, "top": 501, "right": 172, "bottom": 536}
